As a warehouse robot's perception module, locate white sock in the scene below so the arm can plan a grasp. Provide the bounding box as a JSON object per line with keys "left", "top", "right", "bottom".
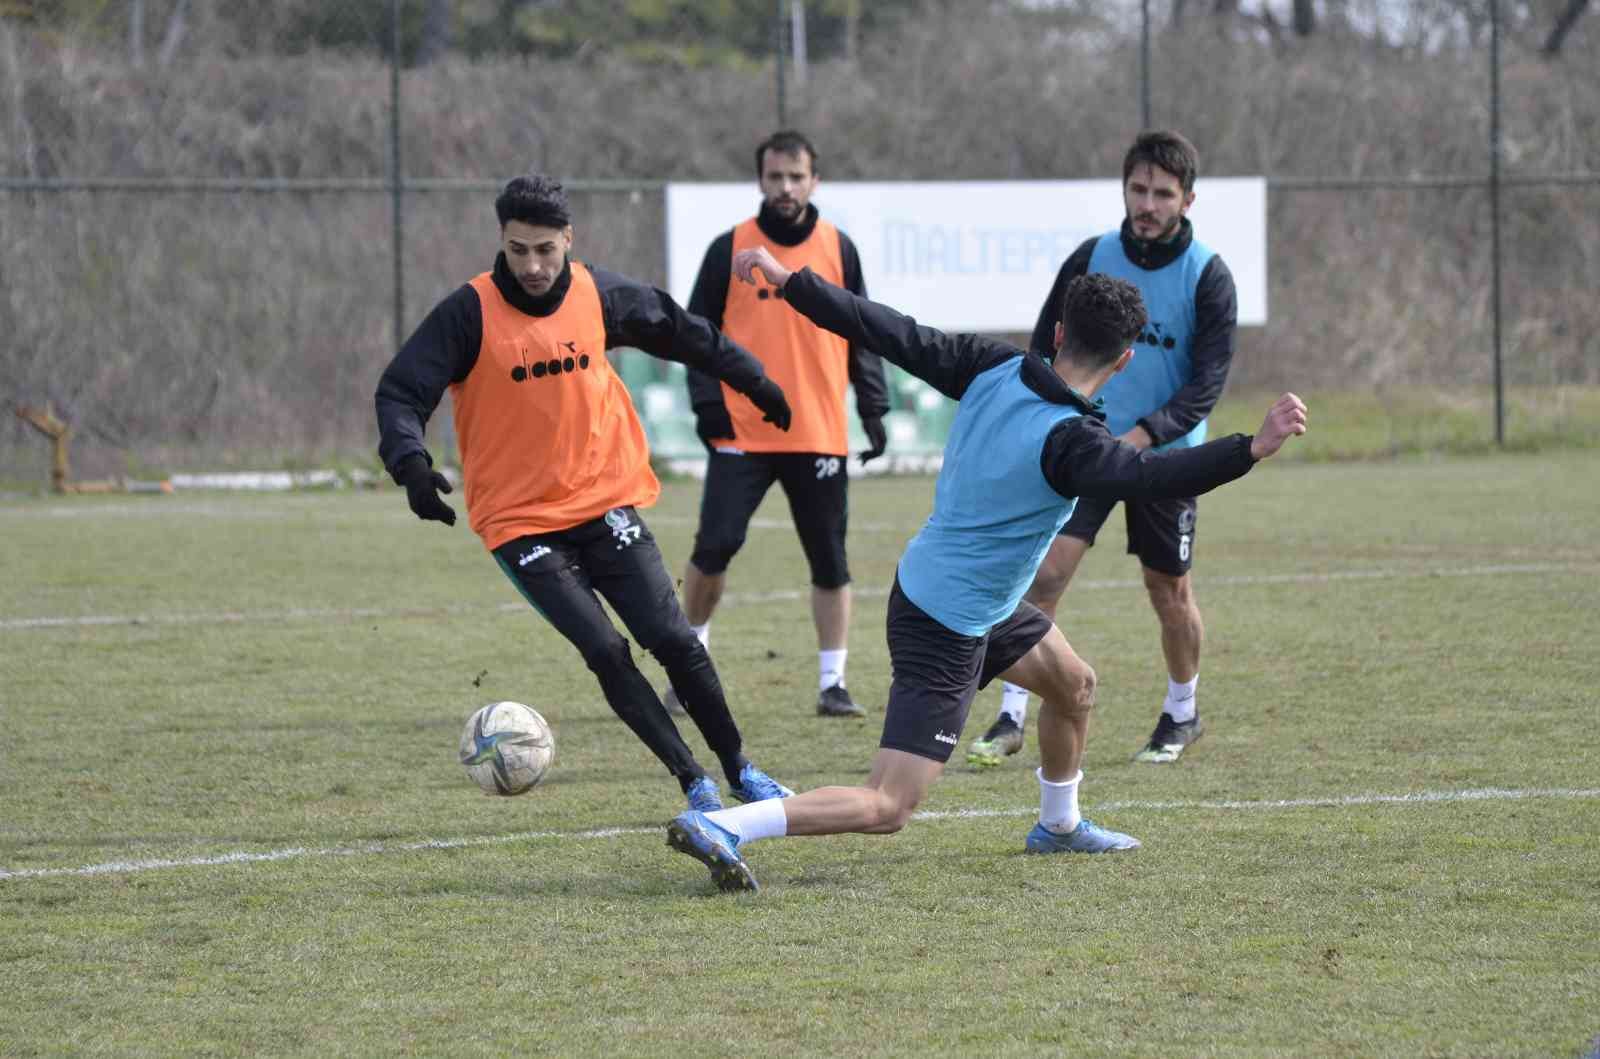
{"left": 706, "top": 798, "right": 789, "bottom": 844}
{"left": 819, "top": 648, "right": 847, "bottom": 691}
{"left": 1164, "top": 675, "right": 1198, "bottom": 723}
{"left": 1037, "top": 768, "right": 1083, "bottom": 834}
{"left": 999, "top": 682, "right": 1030, "bottom": 727}
{"left": 690, "top": 622, "right": 710, "bottom": 649}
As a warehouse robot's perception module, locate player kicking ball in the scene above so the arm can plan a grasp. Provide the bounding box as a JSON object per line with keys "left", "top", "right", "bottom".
{"left": 666, "top": 246, "right": 1307, "bottom": 892}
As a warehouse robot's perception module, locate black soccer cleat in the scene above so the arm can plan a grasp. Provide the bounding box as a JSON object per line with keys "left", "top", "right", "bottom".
{"left": 816, "top": 683, "right": 866, "bottom": 718}
{"left": 1133, "top": 712, "right": 1204, "bottom": 763}
{"left": 967, "top": 715, "right": 1025, "bottom": 768}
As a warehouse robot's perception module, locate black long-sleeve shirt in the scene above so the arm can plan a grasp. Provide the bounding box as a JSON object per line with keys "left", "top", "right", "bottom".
{"left": 1029, "top": 218, "right": 1237, "bottom": 447}
{"left": 683, "top": 203, "right": 891, "bottom": 421}
{"left": 375, "top": 253, "right": 776, "bottom": 477}
{"left": 780, "top": 266, "right": 1256, "bottom": 503}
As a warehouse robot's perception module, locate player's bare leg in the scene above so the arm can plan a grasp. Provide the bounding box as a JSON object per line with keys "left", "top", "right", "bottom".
{"left": 813, "top": 585, "right": 865, "bottom": 717}
{"left": 969, "top": 535, "right": 1088, "bottom": 766}
{"left": 1135, "top": 567, "right": 1205, "bottom": 763}
{"left": 781, "top": 749, "right": 942, "bottom": 834}
{"left": 681, "top": 561, "right": 724, "bottom": 627}
{"left": 666, "top": 749, "right": 941, "bottom": 891}
{"left": 998, "top": 624, "right": 1140, "bottom": 853}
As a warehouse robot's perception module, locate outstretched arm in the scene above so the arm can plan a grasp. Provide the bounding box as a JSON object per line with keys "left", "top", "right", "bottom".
{"left": 1045, "top": 392, "right": 1307, "bottom": 501}
{"left": 592, "top": 266, "right": 791, "bottom": 430}
{"left": 733, "top": 246, "right": 1016, "bottom": 400}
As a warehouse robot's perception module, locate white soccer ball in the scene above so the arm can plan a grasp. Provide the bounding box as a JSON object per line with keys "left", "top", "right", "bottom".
{"left": 459, "top": 701, "right": 555, "bottom": 796}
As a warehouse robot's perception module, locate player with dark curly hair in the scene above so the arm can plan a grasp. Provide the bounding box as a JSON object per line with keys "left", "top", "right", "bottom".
{"left": 663, "top": 250, "right": 1307, "bottom": 891}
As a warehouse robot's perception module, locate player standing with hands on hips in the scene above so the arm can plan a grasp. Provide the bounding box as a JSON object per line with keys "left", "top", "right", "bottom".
{"left": 970, "top": 130, "right": 1240, "bottom": 769}
{"left": 670, "top": 130, "right": 892, "bottom": 720}
{"left": 375, "top": 173, "right": 797, "bottom": 815}
{"left": 663, "top": 243, "right": 1307, "bottom": 892}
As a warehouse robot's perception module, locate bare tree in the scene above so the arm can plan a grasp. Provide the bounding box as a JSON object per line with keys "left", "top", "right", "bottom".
{"left": 1293, "top": 0, "right": 1316, "bottom": 35}
{"left": 1, "top": 17, "right": 37, "bottom": 177}
{"left": 129, "top": 0, "right": 144, "bottom": 67}
{"left": 157, "top": 0, "right": 188, "bottom": 68}
{"left": 416, "top": 0, "right": 451, "bottom": 66}
{"left": 1541, "top": 0, "right": 1590, "bottom": 55}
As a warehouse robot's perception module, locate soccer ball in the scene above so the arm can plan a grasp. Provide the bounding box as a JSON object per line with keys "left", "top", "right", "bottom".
{"left": 459, "top": 701, "right": 555, "bottom": 796}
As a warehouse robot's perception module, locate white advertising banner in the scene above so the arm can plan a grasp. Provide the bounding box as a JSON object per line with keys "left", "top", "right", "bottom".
{"left": 666, "top": 178, "right": 1267, "bottom": 333}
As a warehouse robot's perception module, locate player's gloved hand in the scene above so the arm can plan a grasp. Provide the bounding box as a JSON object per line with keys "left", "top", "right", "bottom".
{"left": 745, "top": 377, "right": 792, "bottom": 431}
{"left": 858, "top": 415, "right": 888, "bottom": 465}
{"left": 395, "top": 454, "right": 457, "bottom": 526}
{"left": 693, "top": 402, "right": 735, "bottom": 448}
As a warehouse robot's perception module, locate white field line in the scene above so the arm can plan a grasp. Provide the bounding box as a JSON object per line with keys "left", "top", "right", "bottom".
{"left": 3, "top": 785, "right": 1596, "bottom": 882}
{"left": 1, "top": 560, "right": 1592, "bottom": 633}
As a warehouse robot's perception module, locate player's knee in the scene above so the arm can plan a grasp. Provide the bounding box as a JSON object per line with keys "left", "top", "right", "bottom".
{"left": 1051, "top": 657, "right": 1097, "bottom": 716}
{"left": 1026, "top": 563, "right": 1071, "bottom": 609}
{"left": 870, "top": 788, "right": 918, "bottom": 833}
{"left": 803, "top": 537, "right": 849, "bottom": 589}
{"left": 1074, "top": 661, "right": 1097, "bottom": 712}
{"left": 810, "top": 567, "right": 850, "bottom": 591}
{"left": 1144, "top": 571, "right": 1195, "bottom": 622}
{"left": 579, "top": 632, "right": 634, "bottom": 677}
{"left": 646, "top": 625, "right": 703, "bottom": 669}
{"left": 689, "top": 537, "right": 744, "bottom": 576}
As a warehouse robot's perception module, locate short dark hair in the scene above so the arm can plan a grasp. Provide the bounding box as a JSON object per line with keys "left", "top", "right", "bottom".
{"left": 1122, "top": 130, "right": 1200, "bottom": 193}
{"left": 495, "top": 173, "right": 573, "bottom": 229}
{"left": 1059, "top": 273, "right": 1148, "bottom": 368}
{"left": 755, "top": 130, "right": 819, "bottom": 177}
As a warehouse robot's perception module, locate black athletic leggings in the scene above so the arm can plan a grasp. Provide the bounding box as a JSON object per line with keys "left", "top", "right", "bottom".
{"left": 492, "top": 507, "right": 747, "bottom": 788}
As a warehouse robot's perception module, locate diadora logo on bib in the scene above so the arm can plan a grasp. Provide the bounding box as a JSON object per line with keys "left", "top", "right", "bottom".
{"left": 1137, "top": 321, "right": 1177, "bottom": 350}
{"left": 510, "top": 342, "right": 592, "bottom": 383}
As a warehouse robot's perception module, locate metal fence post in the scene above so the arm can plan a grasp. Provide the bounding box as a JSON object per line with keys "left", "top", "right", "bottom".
{"left": 774, "top": 0, "right": 787, "bottom": 128}
{"left": 390, "top": 0, "right": 405, "bottom": 353}
{"left": 1489, "top": 0, "right": 1505, "bottom": 445}
{"left": 1140, "top": 0, "right": 1151, "bottom": 131}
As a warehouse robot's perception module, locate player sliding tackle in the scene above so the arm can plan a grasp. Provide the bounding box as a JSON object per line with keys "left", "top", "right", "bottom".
{"left": 666, "top": 245, "right": 1308, "bottom": 892}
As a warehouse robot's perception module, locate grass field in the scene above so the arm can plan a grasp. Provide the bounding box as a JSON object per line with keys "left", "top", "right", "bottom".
{"left": 2, "top": 449, "right": 1598, "bottom": 1057}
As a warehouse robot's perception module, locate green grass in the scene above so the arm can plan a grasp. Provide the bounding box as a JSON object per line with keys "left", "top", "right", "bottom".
{"left": 1211, "top": 384, "right": 1600, "bottom": 460}
{"left": 2, "top": 452, "right": 1598, "bottom": 1057}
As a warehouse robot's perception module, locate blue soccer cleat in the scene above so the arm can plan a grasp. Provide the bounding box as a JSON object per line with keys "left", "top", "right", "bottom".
{"left": 666, "top": 811, "right": 758, "bottom": 892}
{"left": 1025, "top": 819, "right": 1142, "bottom": 854}
{"left": 729, "top": 763, "right": 794, "bottom": 804}
{"left": 685, "top": 775, "right": 723, "bottom": 814}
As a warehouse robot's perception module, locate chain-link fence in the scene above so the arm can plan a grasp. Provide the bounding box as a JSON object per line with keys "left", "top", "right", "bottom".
{"left": 2, "top": 0, "right": 1595, "bottom": 488}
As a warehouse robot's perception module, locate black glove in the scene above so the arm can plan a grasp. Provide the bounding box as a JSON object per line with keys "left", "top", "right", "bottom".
{"left": 859, "top": 415, "right": 888, "bottom": 465}
{"left": 395, "top": 454, "right": 456, "bottom": 526}
{"left": 745, "top": 377, "right": 792, "bottom": 431}
{"left": 693, "top": 402, "right": 735, "bottom": 449}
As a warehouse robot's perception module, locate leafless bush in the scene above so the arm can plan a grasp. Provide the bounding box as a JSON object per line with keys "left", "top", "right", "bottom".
{"left": 1, "top": 3, "right": 1595, "bottom": 482}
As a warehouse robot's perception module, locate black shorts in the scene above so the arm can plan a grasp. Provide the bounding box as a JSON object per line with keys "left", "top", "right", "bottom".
{"left": 879, "top": 578, "right": 1054, "bottom": 763}
{"left": 689, "top": 450, "right": 850, "bottom": 589}
{"left": 1058, "top": 493, "right": 1198, "bottom": 577}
